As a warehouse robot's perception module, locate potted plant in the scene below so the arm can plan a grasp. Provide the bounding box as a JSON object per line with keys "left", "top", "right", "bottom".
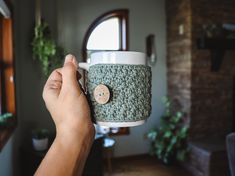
{"left": 0, "top": 113, "right": 14, "bottom": 128}
{"left": 147, "top": 97, "right": 189, "bottom": 165}
{"left": 32, "top": 129, "right": 49, "bottom": 151}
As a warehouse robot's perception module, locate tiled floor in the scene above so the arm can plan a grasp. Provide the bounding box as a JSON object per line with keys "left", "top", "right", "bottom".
{"left": 104, "top": 155, "right": 192, "bottom": 176}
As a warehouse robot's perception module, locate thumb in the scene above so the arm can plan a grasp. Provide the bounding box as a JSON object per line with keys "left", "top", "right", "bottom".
{"left": 61, "top": 54, "right": 80, "bottom": 92}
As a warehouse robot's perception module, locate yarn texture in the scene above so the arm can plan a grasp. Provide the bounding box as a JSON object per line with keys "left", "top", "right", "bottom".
{"left": 87, "top": 64, "right": 152, "bottom": 123}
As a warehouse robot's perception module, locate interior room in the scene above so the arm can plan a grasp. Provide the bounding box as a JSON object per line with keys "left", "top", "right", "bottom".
{"left": 0, "top": 0, "right": 235, "bottom": 175}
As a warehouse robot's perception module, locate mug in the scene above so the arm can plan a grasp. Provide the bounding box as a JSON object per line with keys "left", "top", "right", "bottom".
{"left": 79, "top": 51, "right": 151, "bottom": 127}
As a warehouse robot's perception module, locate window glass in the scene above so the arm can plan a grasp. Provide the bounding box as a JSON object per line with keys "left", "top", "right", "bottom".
{"left": 86, "top": 18, "right": 120, "bottom": 50}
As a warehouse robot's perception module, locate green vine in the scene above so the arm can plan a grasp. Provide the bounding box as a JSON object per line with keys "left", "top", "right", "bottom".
{"left": 32, "top": 21, "right": 64, "bottom": 76}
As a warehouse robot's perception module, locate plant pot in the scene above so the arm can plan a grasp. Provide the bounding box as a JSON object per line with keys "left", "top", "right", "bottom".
{"left": 32, "top": 138, "right": 48, "bottom": 151}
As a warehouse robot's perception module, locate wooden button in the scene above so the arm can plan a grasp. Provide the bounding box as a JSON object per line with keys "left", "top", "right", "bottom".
{"left": 93, "top": 84, "right": 110, "bottom": 104}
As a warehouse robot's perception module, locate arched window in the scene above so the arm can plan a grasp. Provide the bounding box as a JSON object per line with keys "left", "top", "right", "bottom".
{"left": 82, "top": 9, "right": 129, "bottom": 60}
{"left": 82, "top": 9, "right": 129, "bottom": 135}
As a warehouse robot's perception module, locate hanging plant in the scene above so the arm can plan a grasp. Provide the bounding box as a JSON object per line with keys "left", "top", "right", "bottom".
{"left": 31, "top": 0, "right": 64, "bottom": 76}
{"left": 32, "top": 22, "right": 53, "bottom": 75}
{"left": 31, "top": 21, "right": 65, "bottom": 76}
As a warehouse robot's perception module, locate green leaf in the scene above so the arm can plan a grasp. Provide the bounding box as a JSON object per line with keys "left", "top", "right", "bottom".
{"left": 166, "top": 144, "right": 174, "bottom": 153}
{"left": 147, "top": 130, "right": 158, "bottom": 141}
{"left": 177, "top": 126, "right": 188, "bottom": 139}
{"left": 169, "top": 124, "right": 176, "bottom": 130}
{"left": 0, "top": 113, "right": 13, "bottom": 122}
{"left": 176, "top": 112, "right": 183, "bottom": 118}
{"left": 165, "top": 101, "right": 171, "bottom": 108}
{"left": 155, "top": 141, "right": 164, "bottom": 149}
{"left": 163, "top": 131, "right": 172, "bottom": 138}
{"left": 170, "top": 136, "right": 177, "bottom": 145}
{"left": 156, "top": 149, "right": 162, "bottom": 156}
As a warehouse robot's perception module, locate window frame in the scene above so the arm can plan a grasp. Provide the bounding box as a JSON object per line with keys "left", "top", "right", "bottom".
{"left": 0, "top": 0, "right": 16, "bottom": 151}
{"left": 82, "top": 9, "right": 129, "bottom": 60}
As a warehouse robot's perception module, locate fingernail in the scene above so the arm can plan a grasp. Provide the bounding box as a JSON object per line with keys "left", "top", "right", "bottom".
{"left": 64, "top": 54, "right": 75, "bottom": 65}
{"left": 72, "top": 57, "right": 78, "bottom": 68}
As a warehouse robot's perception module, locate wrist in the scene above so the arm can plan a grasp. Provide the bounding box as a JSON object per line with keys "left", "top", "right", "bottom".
{"left": 55, "top": 123, "right": 95, "bottom": 146}
{"left": 51, "top": 124, "right": 95, "bottom": 176}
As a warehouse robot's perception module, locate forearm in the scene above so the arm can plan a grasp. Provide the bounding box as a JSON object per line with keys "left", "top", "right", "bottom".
{"left": 35, "top": 128, "right": 94, "bottom": 176}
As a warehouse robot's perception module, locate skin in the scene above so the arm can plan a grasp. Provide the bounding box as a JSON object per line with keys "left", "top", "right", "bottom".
{"left": 35, "top": 54, "right": 95, "bottom": 176}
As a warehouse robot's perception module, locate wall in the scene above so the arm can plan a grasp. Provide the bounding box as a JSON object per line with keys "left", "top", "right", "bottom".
{"left": 166, "top": 0, "right": 192, "bottom": 126}
{"left": 190, "top": 0, "right": 235, "bottom": 139}
{"left": 14, "top": 0, "right": 57, "bottom": 139}
{"left": 57, "top": 0, "right": 167, "bottom": 157}
{"left": 166, "top": 0, "right": 235, "bottom": 139}
{"left": 0, "top": 0, "right": 58, "bottom": 175}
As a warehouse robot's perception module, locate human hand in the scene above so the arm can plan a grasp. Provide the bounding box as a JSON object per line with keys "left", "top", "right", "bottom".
{"left": 42, "top": 54, "right": 95, "bottom": 140}
{"left": 36, "top": 55, "right": 94, "bottom": 176}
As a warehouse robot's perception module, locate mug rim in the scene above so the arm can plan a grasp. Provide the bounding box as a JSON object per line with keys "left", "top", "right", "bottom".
{"left": 91, "top": 51, "right": 146, "bottom": 57}
{"left": 90, "top": 51, "right": 146, "bottom": 65}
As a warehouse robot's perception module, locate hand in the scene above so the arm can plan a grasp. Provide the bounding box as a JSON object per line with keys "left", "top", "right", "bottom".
{"left": 36, "top": 55, "right": 94, "bottom": 176}
{"left": 42, "top": 54, "right": 95, "bottom": 140}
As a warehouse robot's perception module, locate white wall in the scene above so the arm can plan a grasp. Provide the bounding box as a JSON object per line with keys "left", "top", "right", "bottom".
{"left": 57, "top": 0, "right": 167, "bottom": 157}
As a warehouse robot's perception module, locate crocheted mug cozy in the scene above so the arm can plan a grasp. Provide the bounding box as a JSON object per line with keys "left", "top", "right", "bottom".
{"left": 87, "top": 64, "right": 152, "bottom": 124}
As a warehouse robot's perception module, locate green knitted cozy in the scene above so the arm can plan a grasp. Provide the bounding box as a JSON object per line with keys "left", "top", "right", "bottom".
{"left": 87, "top": 64, "right": 152, "bottom": 123}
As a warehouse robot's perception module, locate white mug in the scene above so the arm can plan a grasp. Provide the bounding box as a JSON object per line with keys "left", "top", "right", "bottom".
{"left": 79, "top": 51, "right": 147, "bottom": 70}
{"left": 78, "top": 51, "right": 151, "bottom": 127}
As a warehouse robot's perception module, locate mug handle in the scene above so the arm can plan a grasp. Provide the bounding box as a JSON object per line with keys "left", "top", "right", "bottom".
{"left": 78, "top": 62, "right": 90, "bottom": 71}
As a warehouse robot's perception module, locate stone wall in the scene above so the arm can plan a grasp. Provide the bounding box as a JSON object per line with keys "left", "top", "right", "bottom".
{"left": 190, "top": 0, "right": 235, "bottom": 139}
{"left": 166, "top": 0, "right": 192, "bottom": 126}
{"left": 166, "top": 0, "right": 235, "bottom": 139}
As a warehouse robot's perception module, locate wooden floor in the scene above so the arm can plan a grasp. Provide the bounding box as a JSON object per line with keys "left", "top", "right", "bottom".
{"left": 104, "top": 155, "right": 192, "bottom": 176}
